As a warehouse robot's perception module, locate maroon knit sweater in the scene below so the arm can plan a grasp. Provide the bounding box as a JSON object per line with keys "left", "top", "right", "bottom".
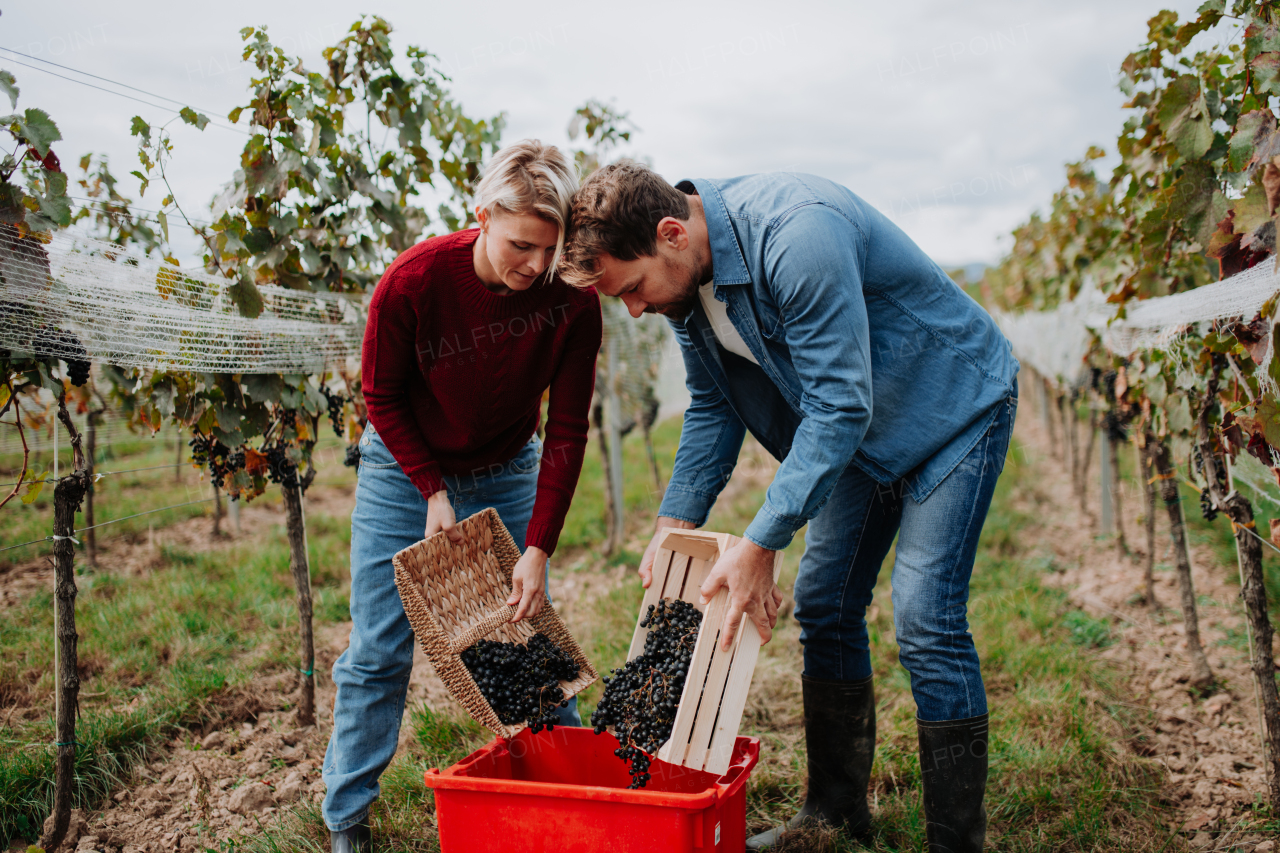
{"left": 361, "top": 229, "right": 602, "bottom": 555}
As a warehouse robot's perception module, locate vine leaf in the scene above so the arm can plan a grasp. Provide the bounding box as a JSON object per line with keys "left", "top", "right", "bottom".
{"left": 179, "top": 107, "right": 210, "bottom": 130}
{"left": 1167, "top": 160, "right": 1227, "bottom": 246}
{"left": 4, "top": 108, "right": 62, "bottom": 158}
{"left": 1228, "top": 109, "right": 1277, "bottom": 173}
{"left": 0, "top": 70, "right": 18, "bottom": 110}
{"left": 243, "top": 448, "right": 269, "bottom": 477}
{"left": 1158, "top": 75, "right": 1213, "bottom": 159}
{"left": 1251, "top": 53, "right": 1280, "bottom": 97}
{"left": 227, "top": 272, "right": 264, "bottom": 319}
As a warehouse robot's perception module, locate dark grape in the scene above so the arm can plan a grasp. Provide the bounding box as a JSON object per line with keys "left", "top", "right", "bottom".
{"left": 45, "top": 328, "right": 90, "bottom": 386}
{"left": 461, "top": 632, "right": 580, "bottom": 732}
{"left": 1200, "top": 486, "right": 1218, "bottom": 522}
{"left": 320, "top": 385, "right": 348, "bottom": 438}
{"left": 344, "top": 443, "right": 361, "bottom": 468}
{"left": 590, "top": 598, "right": 702, "bottom": 788}
{"left": 189, "top": 433, "right": 237, "bottom": 484}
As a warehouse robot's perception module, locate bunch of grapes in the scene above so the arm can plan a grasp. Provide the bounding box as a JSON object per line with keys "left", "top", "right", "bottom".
{"left": 344, "top": 443, "right": 361, "bottom": 468}
{"left": 46, "top": 328, "right": 90, "bottom": 386}
{"left": 591, "top": 598, "right": 702, "bottom": 788}
{"left": 321, "top": 385, "right": 348, "bottom": 438}
{"left": 1200, "top": 486, "right": 1218, "bottom": 522}
{"left": 188, "top": 434, "right": 241, "bottom": 485}
{"left": 461, "top": 632, "right": 580, "bottom": 733}
{"left": 261, "top": 441, "right": 299, "bottom": 489}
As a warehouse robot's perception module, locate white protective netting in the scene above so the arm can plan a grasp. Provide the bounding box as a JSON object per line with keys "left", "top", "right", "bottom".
{"left": 995, "top": 261, "right": 1280, "bottom": 386}
{"left": 1102, "top": 261, "right": 1280, "bottom": 356}
{"left": 0, "top": 228, "right": 363, "bottom": 375}
{"left": 992, "top": 283, "right": 1108, "bottom": 387}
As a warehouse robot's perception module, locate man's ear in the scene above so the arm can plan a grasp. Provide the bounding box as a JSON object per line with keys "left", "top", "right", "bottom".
{"left": 656, "top": 216, "right": 690, "bottom": 251}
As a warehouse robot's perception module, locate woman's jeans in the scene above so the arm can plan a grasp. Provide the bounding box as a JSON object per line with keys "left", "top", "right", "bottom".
{"left": 322, "top": 425, "right": 580, "bottom": 831}
{"left": 792, "top": 387, "right": 1017, "bottom": 722}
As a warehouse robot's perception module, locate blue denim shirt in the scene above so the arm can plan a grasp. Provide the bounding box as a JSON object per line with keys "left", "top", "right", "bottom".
{"left": 657, "top": 173, "right": 1019, "bottom": 551}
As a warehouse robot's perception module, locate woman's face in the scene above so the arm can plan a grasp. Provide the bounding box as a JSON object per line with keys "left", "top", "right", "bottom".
{"left": 475, "top": 208, "right": 560, "bottom": 293}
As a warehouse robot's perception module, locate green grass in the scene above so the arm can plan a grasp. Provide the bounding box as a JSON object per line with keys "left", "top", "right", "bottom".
{"left": 0, "top": 475, "right": 355, "bottom": 845}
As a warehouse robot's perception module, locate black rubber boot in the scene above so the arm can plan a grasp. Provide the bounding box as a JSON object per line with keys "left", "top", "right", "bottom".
{"left": 331, "top": 821, "right": 372, "bottom": 853}
{"left": 917, "top": 714, "right": 989, "bottom": 853}
{"left": 746, "top": 674, "right": 876, "bottom": 850}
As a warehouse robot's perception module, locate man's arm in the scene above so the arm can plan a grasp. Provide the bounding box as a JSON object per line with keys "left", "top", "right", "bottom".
{"left": 655, "top": 319, "right": 747, "bottom": 527}
{"left": 740, "top": 204, "right": 873, "bottom": 552}
{"left": 700, "top": 204, "right": 873, "bottom": 649}
{"left": 637, "top": 320, "right": 746, "bottom": 587}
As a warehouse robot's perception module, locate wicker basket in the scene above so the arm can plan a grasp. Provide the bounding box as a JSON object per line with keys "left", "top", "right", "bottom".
{"left": 393, "top": 508, "right": 598, "bottom": 739}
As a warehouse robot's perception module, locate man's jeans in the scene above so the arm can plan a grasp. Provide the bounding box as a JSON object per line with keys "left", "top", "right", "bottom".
{"left": 322, "top": 425, "right": 580, "bottom": 832}
{"left": 792, "top": 386, "right": 1017, "bottom": 722}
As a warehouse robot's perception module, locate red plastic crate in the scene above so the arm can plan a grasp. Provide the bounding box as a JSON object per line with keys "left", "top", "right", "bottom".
{"left": 424, "top": 726, "right": 760, "bottom": 853}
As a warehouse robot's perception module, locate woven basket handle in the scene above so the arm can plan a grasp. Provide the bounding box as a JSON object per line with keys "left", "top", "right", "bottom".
{"left": 449, "top": 604, "right": 517, "bottom": 654}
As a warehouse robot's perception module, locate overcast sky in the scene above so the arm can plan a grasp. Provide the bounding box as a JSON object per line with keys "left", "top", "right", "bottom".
{"left": 2, "top": 0, "right": 1206, "bottom": 268}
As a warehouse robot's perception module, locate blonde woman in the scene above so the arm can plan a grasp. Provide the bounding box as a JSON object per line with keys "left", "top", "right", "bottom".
{"left": 323, "top": 140, "right": 602, "bottom": 853}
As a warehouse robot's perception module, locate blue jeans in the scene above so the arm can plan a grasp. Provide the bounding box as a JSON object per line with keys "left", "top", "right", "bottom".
{"left": 322, "top": 425, "right": 581, "bottom": 832}
{"left": 792, "top": 386, "right": 1017, "bottom": 722}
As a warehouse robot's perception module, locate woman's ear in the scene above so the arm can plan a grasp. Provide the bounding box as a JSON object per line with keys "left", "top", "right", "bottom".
{"left": 476, "top": 206, "right": 489, "bottom": 231}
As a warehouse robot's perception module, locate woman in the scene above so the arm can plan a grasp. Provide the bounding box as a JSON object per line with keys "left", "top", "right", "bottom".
{"left": 323, "top": 140, "right": 602, "bottom": 853}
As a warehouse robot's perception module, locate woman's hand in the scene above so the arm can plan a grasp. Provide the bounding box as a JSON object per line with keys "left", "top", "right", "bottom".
{"left": 507, "top": 546, "right": 549, "bottom": 621}
{"left": 425, "top": 490, "right": 462, "bottom": 542}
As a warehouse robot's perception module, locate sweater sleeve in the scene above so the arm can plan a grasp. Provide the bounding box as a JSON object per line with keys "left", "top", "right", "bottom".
{"left": 524, "top": 293, "right": 603, "bottom": 556}
{"left": 361, "top": 267, "right": 446, "bottom": 499}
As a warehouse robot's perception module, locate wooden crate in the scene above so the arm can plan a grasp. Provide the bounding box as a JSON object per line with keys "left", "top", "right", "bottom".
{"left": 626, "top": 527, "right": 784, "bottom": 777}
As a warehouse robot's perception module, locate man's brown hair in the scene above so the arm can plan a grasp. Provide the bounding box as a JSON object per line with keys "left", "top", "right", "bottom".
{"left": 559, "top": 159, "right": 690, "bottom": 288}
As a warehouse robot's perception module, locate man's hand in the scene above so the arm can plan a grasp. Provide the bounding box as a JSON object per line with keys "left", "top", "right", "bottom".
{"left": 425, "top": 489, "right": 462, "bottom": 542}
{"left": 699, "top": 538, "right": 784, "bottom": 651}
{"left": 507, "top": 546, "right": 549, "bottom": 621}
{"left": 637, "top": 516, "right": 696, "bottom": 588}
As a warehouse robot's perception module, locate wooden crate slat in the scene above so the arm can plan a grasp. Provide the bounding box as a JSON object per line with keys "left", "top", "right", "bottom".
{"left": 682, "top": 626, "right": 739, "bottom": 770}
{"left": 658, "top": 582, "right": 731, "bottom": 766}
{"left": 659, "top": 529, "right": 721, "bottom": 561}
{"left": 626, "top": 546, "right": 678, "bottom": 660}
{"left": 703, "top": 550, "right": 786, "bottom": 775}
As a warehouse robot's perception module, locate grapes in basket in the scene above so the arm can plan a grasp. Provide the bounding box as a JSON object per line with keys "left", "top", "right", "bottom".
{"left": 461, "top": 632, "right": 580, "bottom": 732}
{"left": 591, "top": 598, "right": 703, "bottom": 788}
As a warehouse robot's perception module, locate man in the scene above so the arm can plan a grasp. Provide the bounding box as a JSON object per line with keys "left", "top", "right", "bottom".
{"left": 560, "top": 162, "right": 1018, "bottom": 852}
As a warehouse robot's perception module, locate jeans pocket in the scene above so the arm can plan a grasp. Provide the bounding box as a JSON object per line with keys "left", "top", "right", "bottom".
{"left": 358, "top": 430, "right": 401, "bottom": 470}
{"left": 509, "top": 437, "right": 542, "bottom": 475}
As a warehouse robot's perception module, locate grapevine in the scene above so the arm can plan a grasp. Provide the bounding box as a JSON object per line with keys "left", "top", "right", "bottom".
{"left": 591, "top": 598, "right": 702, "bottom": 788}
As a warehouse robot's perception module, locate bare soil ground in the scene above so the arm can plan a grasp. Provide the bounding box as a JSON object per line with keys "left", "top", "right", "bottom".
{"left": 1015, "top": 412, "right": 1276, "bottom": 847}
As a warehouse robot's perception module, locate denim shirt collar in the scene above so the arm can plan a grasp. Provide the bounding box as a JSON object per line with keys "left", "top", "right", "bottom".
{"left": 681, "top": 178, "right": 751, "bottom": 287}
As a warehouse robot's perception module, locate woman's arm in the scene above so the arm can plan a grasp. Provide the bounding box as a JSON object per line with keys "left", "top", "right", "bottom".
{"left": 522, "top": 294, "right": 604, "bottom": 558}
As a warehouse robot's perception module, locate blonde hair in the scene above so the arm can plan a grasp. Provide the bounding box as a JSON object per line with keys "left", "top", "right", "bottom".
{"left": 474, "top": 140, "right": 579, "bottom": 278}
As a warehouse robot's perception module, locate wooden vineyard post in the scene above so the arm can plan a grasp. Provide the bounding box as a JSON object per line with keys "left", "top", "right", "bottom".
{"left": 84, "top": 409, "right": 97, "bottom": 569}
{"left": 1109, "top": 436, "right": 1127, "bottom": 555}
{"left": 1138, "top": 437, "right": 1160, "bottom": 611}
{"left": 627, "top": 528, "right": 784, "bottom": 777}
{"left": 1099, "top": 427, "right": 1113, "bottom": 535}
{"left": 282, "top": 481, "right": 316, "bottom": 726}
{"left": 1150, "top": 438, "right": 1214, "bottom": 688}
{"left": 1080, "top": 407, "right": 1098, "bottom": 514}
{"left": 40, "top": 396, "right": 89, "bottom": 853}
{"left": 1197, "top": 379, "right": 1280, "bottom": 812}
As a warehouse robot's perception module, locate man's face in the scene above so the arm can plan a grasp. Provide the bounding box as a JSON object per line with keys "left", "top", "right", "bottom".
{"left": 593, "top": 243, "right": 702, "bottom": 320}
